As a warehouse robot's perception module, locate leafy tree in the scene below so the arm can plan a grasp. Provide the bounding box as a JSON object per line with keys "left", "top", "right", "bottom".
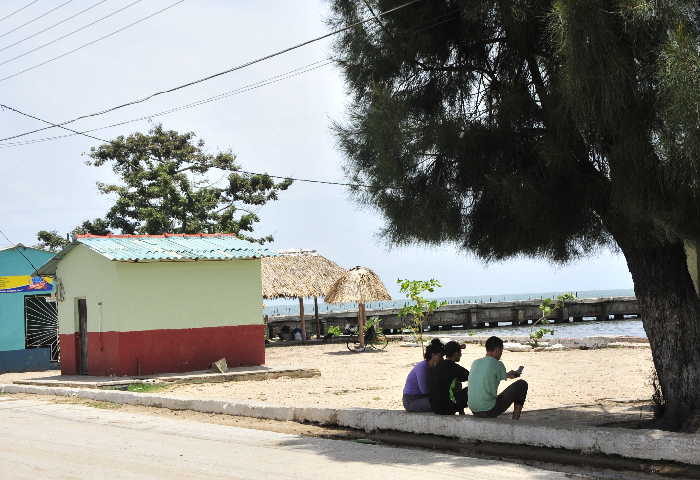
{"left": 37, "top": 125, "right": 291, "bottom": 245}
{"left": 35, "top": 231, "right": 67, "bottom": 252}
{"left": 397, "top": 278, "right": 447, "bottom": 351}
{"left": 529, "top": 293, "right": 574, "bottom": 347}
{"left": 35, "top": 219, "right": 110, "bottom": 252}
{"left": 330, "top": 0, "right": 700, "bottom": 429}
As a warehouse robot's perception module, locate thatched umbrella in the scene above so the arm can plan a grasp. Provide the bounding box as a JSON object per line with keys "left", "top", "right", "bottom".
{"left": 262, "top": 249, "right": 345, "bottom": 339}
{"left": 325, "top": 266, "right": 391, "bottom": 348}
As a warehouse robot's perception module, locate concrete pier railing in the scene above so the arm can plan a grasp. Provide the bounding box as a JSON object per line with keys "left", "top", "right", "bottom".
{"left": 267, "top": 296, "right": 640, "bottom": 333}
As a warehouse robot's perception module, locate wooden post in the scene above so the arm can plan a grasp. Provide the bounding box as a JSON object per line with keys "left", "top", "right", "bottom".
{"left": 314, "top": 296, "right": 320, "bottom": 338}
{"left": 299, "top": 297, "right": 306, "bottom": 340}
{"left": 358, "top": 303, "right": 366, "bottom": 348}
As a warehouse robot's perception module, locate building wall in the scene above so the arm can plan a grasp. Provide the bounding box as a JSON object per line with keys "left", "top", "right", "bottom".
{"left": 56, "top": 244, "right": 264, "bottom": 375}
{"left": 0, "top": 247, "right": 54, "bottom": 352}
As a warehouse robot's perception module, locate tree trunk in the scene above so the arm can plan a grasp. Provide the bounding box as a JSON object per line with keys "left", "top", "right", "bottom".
{"left": 358, "top": 303, "right": 366, "bottom": 349}
{"left": 619, "top": 237, "right": 700, "bottom": 430}
{"left": 298, "top": 297, "right": 306, "bottom": 340}
{"left": 314, "top": 296, "right": 321, "bottom": 339}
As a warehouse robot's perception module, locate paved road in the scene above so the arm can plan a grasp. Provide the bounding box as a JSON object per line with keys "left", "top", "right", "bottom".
{"left": 0, "top": 397, "right": 578, "bottom": 479}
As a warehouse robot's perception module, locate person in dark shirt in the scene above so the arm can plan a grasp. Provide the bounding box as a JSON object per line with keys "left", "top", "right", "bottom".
{"left": 429, "top": 340, "right": 469, "bottom": 415}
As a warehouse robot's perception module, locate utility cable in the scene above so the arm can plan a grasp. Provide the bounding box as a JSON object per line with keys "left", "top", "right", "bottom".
{"left": 0, "top": 0, "right": 109, "bottom": 55}
{"left": 0, "top": 59, "right": 333, "bottom": 147}
{"left": 238, "top": 171, "right": 372, "bottom": 188}
{"left": 0, "top": 7, "right": 455, "bottom": 150}
{"left": 0, "top": 0, "right": 184, "bottom": 85}
{"left": 0, "top": 103, "right": 377, "bottom": 189}
{"left": 0, "top": 0, "right": 40, "bottom": 24}
{"left": 0, "top": 0, "right": 145, "bottom": 69}
{"left": 0, "top": 103, "right": 111, "bottom": 142}
{"left": 0, "top": 0, "right": 422, "bottom": 142}
{"left": 0, "top": 226, "right": 40, "bottom": 272}
{"left": 0, "top": 0, "right": 73, "bottom": 40}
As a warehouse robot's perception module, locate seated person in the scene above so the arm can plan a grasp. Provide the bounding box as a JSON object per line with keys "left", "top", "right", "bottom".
{"left": 468, "top": 336, "right": 528, "bottom": 420}
{"left": 278, "top": 325, "right": 291, "bottom": 341}
{"left": 429, "top": 340, "right": 469, "bottom": 415}
{"left": 290, "top": 327, "right": 304, "bottom": 341}
{"left": 402, "top": 338, "right": 444, "bottom": 412}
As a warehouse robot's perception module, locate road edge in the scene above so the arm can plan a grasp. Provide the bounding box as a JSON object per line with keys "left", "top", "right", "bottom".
{"left": 1, "top": 383, "right": 698, "bottom": 466}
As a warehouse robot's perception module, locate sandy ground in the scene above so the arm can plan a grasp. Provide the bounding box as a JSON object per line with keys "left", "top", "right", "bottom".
{"left": 163, "top": 343, "right": 654, "bottom": 411}
{"left": 0, "top": 343, "right": 654, "bottom": 411}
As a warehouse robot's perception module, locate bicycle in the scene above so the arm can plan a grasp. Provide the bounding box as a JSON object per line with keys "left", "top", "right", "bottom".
{"left": 346, "top": 325, "right": 389, "bottom": 352}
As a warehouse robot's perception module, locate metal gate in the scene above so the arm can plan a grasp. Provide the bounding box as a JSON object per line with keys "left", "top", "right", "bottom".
{"left": 24, "top": 295, "right": 59, "bottom": 362}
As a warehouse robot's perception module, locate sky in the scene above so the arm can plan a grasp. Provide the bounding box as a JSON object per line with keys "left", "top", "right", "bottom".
{"left": 0, "top": 0, "right": 634, "bottom": 299}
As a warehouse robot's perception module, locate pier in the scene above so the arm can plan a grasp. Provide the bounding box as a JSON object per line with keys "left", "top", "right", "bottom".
{"left": 266, "top": 296, "right": 640, "bottom": 335}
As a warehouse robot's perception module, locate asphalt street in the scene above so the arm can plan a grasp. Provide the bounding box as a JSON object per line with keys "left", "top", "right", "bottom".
{"left": 0, "top": 396, "right": 580, "bottom": 479}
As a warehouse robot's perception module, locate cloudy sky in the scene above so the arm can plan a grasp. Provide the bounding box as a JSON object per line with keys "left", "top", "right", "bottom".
{"left": 0, "top": 0, "right": 634, "bottom": 298}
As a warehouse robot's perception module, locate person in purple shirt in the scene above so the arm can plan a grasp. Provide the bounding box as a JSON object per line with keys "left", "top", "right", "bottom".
{"left": 402, "top": 338, "right": 445, "bottom": 412}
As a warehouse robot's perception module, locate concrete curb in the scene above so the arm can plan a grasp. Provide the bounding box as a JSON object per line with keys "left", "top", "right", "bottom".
{"left": 13, "top": 368, "right": 321, "bottom": 389}
{"left": 2, "top": 383, "right": 698, "bottom": 466}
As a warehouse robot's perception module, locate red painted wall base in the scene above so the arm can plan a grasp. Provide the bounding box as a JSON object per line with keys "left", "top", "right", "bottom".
{"left": 59, "top": 324, "right": 265, "bottom": 376}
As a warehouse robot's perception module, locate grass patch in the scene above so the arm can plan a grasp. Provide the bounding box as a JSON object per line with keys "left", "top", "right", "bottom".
{"left": 85, "top": 400, "right": 121, "bottom": 410}
{"left": 126, "top": 383, "right": 171, "bottom": 393}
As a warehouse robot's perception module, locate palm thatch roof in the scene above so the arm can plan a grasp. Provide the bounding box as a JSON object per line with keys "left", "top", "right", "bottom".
{"left": 261, "top": 249, "right": 346, "bottom": 299}
{"left": 325, "top": 266, "right": 392, "bottom": 304}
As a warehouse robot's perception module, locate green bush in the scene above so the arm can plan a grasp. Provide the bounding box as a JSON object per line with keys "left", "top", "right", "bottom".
{"left": 364, "top": 316, "right": 383, "bottom": 334}
{"left": 327, "top": 325, "right": 342, "bottom": 337}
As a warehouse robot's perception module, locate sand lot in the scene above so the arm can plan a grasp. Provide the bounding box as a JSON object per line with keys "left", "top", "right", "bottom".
{"left": 161, "top": 343, "right": 654, "bottom": 411}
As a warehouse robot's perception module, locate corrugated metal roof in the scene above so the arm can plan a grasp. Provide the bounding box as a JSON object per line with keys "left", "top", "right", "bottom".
{"left": 36, "top": 234, "right": 274, "bottom": 275}
{"left": 77, "top": 234, "right": 274, "bottom": 261}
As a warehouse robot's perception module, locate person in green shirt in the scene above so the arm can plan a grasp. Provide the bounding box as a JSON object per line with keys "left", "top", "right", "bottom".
{"left": 468, "top": 336, "right": 528, "bottom": 420}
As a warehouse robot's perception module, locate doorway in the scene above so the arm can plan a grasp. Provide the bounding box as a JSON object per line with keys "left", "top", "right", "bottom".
{"left": 77, "top": 299, "right": 88, "bottom": 375}
{"left": 24, "top": 294, "right": 59, "bottom": 362}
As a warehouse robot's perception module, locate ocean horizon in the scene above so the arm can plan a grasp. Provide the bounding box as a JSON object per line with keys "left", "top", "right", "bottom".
{"left": 263, "top": 288, "right": 636, "bottom": 317}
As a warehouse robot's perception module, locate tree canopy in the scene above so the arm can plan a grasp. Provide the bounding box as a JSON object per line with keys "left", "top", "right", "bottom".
{"left": 36, "top": 125, "right": 291, "bottom": 250}
{"left": 330, "top": 0, "right": 699, "bottom": 258}
{"left": 330, "top": 0, "right": 700, "bottom": 429}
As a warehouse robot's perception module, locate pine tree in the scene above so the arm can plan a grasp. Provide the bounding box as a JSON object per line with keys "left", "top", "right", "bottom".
{"left": 329, "top": 0, "right": 700, "bottom": 429}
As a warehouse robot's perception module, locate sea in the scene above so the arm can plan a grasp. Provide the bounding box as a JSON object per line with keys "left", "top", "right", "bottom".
{"left": 264, "top": 288, "right": 646, "bottom": 339}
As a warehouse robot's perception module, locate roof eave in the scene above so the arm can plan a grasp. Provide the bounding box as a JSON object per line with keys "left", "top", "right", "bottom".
{"left": 34, "top": 241, "right": 81, "bottom": 276}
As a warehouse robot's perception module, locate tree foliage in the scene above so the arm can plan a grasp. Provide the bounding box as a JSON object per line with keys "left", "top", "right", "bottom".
{"left": 330, "top": 0, "right": 700, "bottom": 429}
{"left": 529, "top": 293, "right": 574, "bottom": 346}
{"left": 36, "top": 125, "right": 291, "bottom": 247}
{"left": 35, "top": 220, "right": 110, "bottom": 252}
{"left": 330, "top": 0, "right": 700, "bottom": 257}
{"left": 88, "top": 125, "right": 292, "bottom": 242}
{"left": 397, "top": 278, "right": 447, "bottom": 350}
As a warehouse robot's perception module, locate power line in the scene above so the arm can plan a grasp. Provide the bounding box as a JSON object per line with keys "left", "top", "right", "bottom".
{"left": 0, "top": 0, "right": 73, "bottom": 40}
{"left": 238, "top": 171, "right": 372, "bottom": 189}
{"left": 0, "top": 59, "right": 333, "bottom": 148}
{"left": 0, "top": 226, "right": 40, "bottom": 272}
{"left": 0, "top": 6, "right": 455, "bottom": 150}
{"left": 0, "top": 0, "right": 109, "bottom": 55}
{"left": 0, "top": 103, "right": 110, "bottom": 142}
{"left": 0, "top": 0, "right": 152, "bottom": 72}
{"left": 0, "top": 0, "right": 422, "bottom": 142}
{"left": 0, "top": 0, "right": 40, "bottom": 24}
{"left": 0, "top": 0, "right": 185, "bottom": 84}
{"left": 0, "top": 102, "right": 377, "bottom": 189}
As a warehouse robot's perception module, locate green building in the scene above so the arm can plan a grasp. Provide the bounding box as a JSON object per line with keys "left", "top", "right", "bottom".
{"left": 0, "top": 244, "right": 56, "bottom": 372}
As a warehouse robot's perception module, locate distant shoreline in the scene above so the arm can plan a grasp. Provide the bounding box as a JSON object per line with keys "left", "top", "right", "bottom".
{"left": 264, "top": 288, "right": 636, "bottom": 317}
